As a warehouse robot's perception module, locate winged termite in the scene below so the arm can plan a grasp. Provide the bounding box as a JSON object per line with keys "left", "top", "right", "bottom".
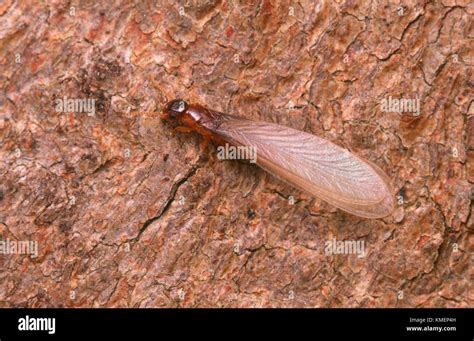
{"left": 162, "top": 99, "right": 394, "bottom": 219}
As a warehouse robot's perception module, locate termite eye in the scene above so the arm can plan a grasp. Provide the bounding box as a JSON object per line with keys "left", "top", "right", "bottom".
{"left": 163, "top": 99, "right": 188, "bottom": 120}
{"left": 170, "top": 99, "right": 187, "bottom": 114}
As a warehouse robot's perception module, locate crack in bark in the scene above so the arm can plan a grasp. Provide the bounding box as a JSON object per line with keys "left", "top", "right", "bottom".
{"left": 130, "top": 164, "right": 200, "bottom": 244}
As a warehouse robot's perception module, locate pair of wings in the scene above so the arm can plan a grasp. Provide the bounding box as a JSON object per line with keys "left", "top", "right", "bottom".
{"left": 212, "top": 115, "right": 394, "bottom": 219}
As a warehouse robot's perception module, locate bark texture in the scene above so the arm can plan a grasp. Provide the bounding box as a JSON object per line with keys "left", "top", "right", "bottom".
{"left": 0, "top": 1, "right": 472, "bottom": 307}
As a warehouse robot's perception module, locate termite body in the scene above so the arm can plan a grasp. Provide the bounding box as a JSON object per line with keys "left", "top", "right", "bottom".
{"left": 162, "top": 100, "right": 227, "bottom": 146}
{"left": 162, "top": 99, "right": 395, "bottom": 219}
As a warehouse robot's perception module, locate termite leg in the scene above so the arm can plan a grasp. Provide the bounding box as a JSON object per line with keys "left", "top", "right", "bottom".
{"left": 199, "top": 136, "right": 210, "bottom": 152}
{"left": 173, "top": 126, "right": 194, "bottom": 136}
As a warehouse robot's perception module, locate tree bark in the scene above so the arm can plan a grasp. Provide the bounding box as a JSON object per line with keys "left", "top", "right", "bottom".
{"left": 0, "top": 0, "right": 472, "bottom": 307}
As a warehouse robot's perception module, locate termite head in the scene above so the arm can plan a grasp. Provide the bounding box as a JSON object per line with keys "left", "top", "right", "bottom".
{"left": 162, "top": 99, "right": 188, "bottom": 121}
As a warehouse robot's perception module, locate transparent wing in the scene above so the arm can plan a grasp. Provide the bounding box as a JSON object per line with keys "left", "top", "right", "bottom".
{"left": 214, "top": 116, "right": 394, "bottom": 219}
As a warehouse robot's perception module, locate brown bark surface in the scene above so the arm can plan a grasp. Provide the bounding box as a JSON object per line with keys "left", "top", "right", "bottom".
{"left": 0, "top": 1, "right": 472, "bottom": 307}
